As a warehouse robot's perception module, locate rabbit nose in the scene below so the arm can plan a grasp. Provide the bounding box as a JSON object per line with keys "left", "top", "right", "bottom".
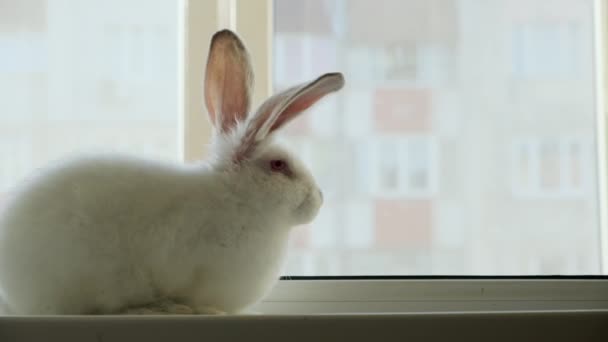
{"left": 318, "top": 189, "right": 324, "bottom": 201}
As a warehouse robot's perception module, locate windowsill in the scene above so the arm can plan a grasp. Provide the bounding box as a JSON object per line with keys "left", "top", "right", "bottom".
{"left": 1, "top": 310, "right": 607, "bottom": 341}
{"left": 1, "top": 279, "right": 607, "bottom": 341}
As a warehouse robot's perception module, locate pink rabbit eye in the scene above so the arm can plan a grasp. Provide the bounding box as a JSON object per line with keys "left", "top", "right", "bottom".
{"left": 270, "top": 159, "right": 287, "bottom": 172}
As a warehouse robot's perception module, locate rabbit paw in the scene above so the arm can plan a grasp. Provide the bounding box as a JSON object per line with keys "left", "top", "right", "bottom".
{"left": 122, "top": 306, "right": 166, "bottom": 315}
{"left": 121, "top": 299, "right": 195, "bottom": 315}
{"left": 164, "top": 303, "right": 195, "bottom": 315}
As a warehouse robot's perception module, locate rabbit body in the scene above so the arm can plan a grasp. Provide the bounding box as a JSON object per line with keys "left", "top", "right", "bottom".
{"left": 0, "top": 155, "right": 290, "bottom": 314}
{"left": 0, "top": 29, "right": 343, "bottom": 315}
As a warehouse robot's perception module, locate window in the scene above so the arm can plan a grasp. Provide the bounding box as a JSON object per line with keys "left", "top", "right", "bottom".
{"left": 274, "top": 0, "right": 604, "bottom": 275}
{"left": 0, "top": 0, "right": 606, "bottom": 283}
{"left": 366, "top": 137, "right": 437, "bottom": 196}
{"left": 0, "top": 0, "right": 180, "bottom": 223}
{"left": 511, "top": 138, "right": 591, "bottom": 197}
{"left": 512, "top": 23, "right": 581, "bottom": 78}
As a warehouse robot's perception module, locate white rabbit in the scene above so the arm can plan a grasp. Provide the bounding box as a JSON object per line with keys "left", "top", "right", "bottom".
{"left": 0, "top": 29, "right": 344, "bottom": 315}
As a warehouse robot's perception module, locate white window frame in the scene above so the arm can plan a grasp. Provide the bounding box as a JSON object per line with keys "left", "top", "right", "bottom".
{"left": 180, "top": 0, "right": 608, "bottom": 314}
{"left": 252, "top": 278, "right": 608, "bottom": 314}
{"left": 594, "top": 0, "right": 608, "bottom": 277}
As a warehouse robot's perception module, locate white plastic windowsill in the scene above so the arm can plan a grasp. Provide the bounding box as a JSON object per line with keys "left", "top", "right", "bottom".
{"left": 1, "top": 279, "right": 607, "bottom": 341}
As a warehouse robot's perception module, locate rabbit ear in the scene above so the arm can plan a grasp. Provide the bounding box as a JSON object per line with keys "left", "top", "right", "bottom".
{"left": 235, "top": 73, "right": 344, "bottom": 161}
{"left": 204, "top": 30, "right": 254, "bottom": 134}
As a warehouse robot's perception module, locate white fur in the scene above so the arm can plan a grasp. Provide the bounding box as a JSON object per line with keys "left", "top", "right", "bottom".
{"left": 0, "top": 142, "right": 321, "bottom": 314}
{"left": 0, "top": 29, "right": 342, "bottom": 315}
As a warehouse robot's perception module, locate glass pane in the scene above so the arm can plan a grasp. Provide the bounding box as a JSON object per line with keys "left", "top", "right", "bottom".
{"left": 0, "top": 0, "right": 180, "bottom": 206}
{"left": 274, "top": 0, "right": 601, "bottom": 275}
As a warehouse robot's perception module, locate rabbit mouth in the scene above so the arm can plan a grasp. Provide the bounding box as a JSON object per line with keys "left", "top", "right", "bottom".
{"left": 294, "top": 189, "right": 323, "bottom": 224}
{"left": 299, "top": 188, "right": 322, "bottom": 208}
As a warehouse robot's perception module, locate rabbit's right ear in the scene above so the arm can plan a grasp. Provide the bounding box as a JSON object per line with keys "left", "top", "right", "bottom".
{"left": 234, "top": 73, "right": 344, "bottom": 161}
{"left": 204, "top": 30, "right": 254, "bottom": 134}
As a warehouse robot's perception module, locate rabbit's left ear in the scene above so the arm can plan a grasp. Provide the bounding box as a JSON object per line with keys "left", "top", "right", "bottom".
{"left": 235, "top": 73, "right": 344, "bottom": 161}
{"left": 204, "top": 30, "right": 254, "bottom": 134}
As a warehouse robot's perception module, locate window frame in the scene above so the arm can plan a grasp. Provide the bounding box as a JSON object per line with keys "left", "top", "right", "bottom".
{"left": 594, "top": 0, "right": 608, "bottom": 275}
{"left": 181, "top": 0, "right": 608, "bottom": 314}
{"left": 253, "top": 276, "right": 608, "bottom": 314}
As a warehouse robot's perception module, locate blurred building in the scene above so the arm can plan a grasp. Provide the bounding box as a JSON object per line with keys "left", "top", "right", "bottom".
{"left": 0, "top": 0, "right": 600, "bottom": 275}
{"left": 0, "top": 0, "right": 179, "bottom": 206}
{"left": 274, "top": 0, "right": 599, "bottom": 275}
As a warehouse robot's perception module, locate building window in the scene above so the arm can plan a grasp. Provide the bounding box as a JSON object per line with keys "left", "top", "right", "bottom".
{"left": 367, "top": 137, "right": 438, "bottom": 198}
{"left": 510, "top": 138, "right": 590, "bottom": 198}
{"left": 511, "top": 23, "right": 580, "bottom": 78}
